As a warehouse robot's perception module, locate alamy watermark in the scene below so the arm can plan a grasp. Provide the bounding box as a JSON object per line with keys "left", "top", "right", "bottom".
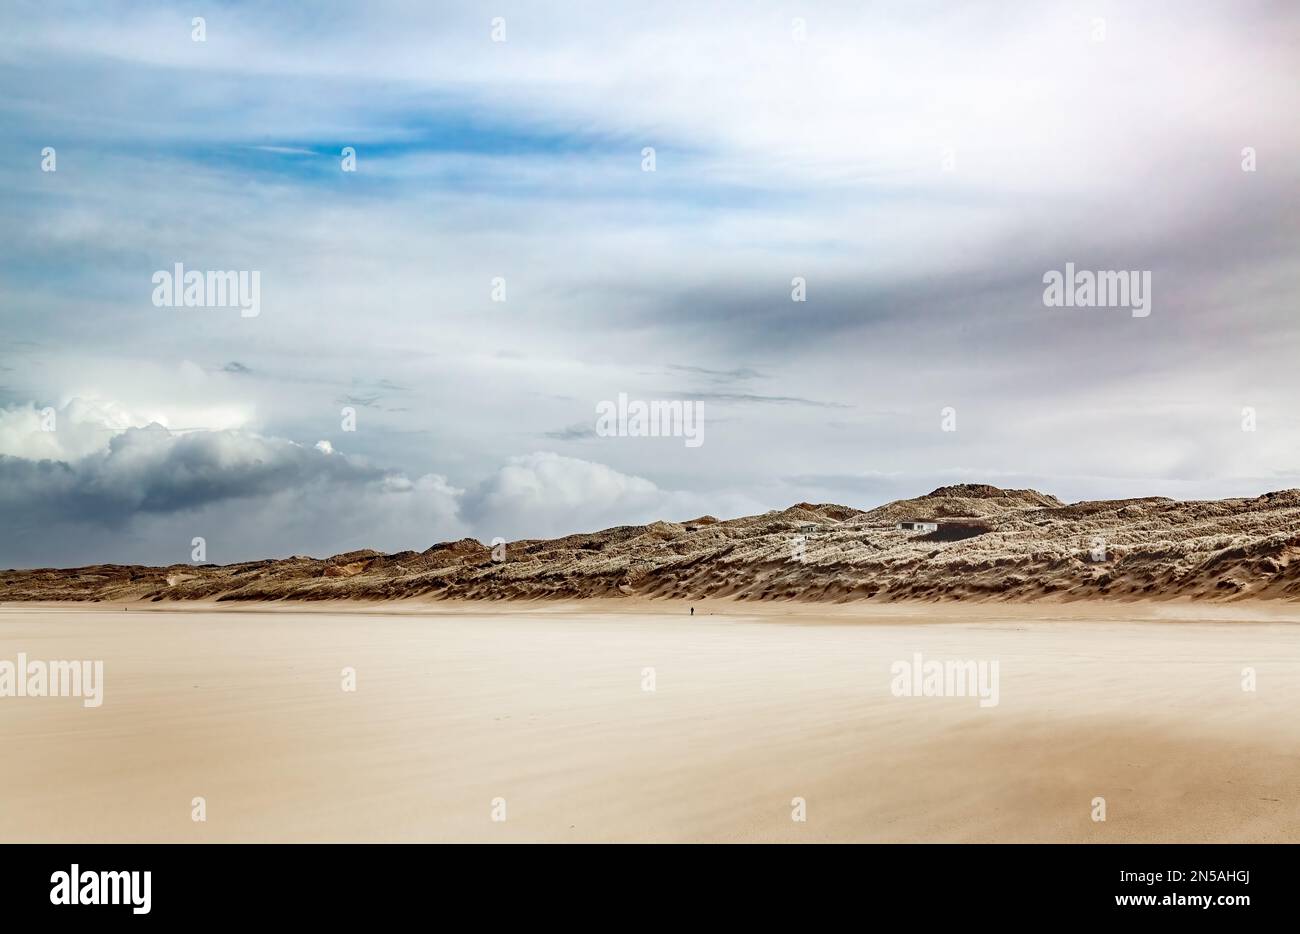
{"left": 1042, "top": 262, "right": 1150, "bottom": 318}
{"left": 890, "top": 652, "right": 999, "bottom": 708}
{"left": 50, "top": 865, "right": 150, "bottom": 914}
{"left": 152, "top": 263, "right": 260, "bottom": 318}
{"left": 595, "top": 393, "right": 703, "bottom": 448}
{"left": 0, "top": 654, "right": 103, "bottom": 707}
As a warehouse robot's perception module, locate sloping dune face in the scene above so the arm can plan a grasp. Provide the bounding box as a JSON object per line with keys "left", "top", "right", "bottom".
{"left": 7, "top": 485, "right": 1300, "bottom": 603}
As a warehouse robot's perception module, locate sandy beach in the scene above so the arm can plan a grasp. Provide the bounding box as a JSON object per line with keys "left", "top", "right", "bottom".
{"left": 2, "top": 600, "right": 1298, "bottom": 843}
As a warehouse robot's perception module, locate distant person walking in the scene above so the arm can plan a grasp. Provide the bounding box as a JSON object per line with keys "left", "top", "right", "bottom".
{"left": 690, "top": 607, "right": 694, "bottom": 617}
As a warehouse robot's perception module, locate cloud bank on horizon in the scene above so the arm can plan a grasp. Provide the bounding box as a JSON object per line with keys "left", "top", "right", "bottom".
{"left": 1, "top": 1, "right": 1297, "bottom": 567}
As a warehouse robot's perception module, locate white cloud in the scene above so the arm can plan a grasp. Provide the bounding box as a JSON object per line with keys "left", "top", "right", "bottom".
{"left": 464, "top": 452, "right": 763, "bottom": 540}
{"left": 0, "top": 396, "right": 254, "bottom": 461}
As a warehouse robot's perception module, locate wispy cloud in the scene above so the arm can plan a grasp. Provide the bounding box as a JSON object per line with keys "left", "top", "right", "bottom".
{"left": 0, "top": 0, "right": 1297, "bottom": 564}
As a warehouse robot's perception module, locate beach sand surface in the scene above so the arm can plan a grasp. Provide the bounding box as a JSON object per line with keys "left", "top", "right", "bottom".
{"left": 2, "top": 600, "right": 1298, "bottom": 842}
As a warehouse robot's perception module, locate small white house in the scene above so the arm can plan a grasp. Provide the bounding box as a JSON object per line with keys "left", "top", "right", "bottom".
{"left": 896, "top": 520, "right": 939, "bottom": 533}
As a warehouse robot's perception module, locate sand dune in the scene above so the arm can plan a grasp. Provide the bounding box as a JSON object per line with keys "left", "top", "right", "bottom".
{"left": 7, "top": 484, "right": 1300, "bottom": 603}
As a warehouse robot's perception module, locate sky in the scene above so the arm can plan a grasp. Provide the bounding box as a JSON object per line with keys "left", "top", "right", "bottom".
{"left": 1, "top": 0, "right": 1297, "bottom": 567}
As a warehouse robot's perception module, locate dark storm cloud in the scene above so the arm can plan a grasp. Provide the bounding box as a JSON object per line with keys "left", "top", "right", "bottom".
{"left": 0, "top": 428, "right": 383, "bottom": 526}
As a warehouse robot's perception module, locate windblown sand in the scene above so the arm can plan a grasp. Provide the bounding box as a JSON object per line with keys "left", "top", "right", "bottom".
{"left": 2, "top": 601, "right": 1298, "bottom": 842}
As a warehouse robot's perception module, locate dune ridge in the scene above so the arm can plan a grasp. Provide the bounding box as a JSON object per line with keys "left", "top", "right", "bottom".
{"left": 7, "top": 483, "right": 1300, "bottom": 603}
